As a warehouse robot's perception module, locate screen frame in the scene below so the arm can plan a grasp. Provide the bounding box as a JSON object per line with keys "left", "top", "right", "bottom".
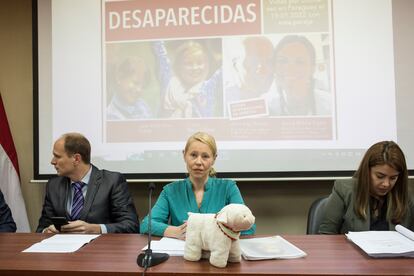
{"left": 31, "top": 0, "right": 414, "bottom": 181}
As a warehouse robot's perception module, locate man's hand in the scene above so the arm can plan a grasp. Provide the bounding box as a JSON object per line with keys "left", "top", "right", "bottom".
{"left": 43, "top": 224, "right": 59, "bottom": 234}
{"left": 60, "top": 220, "right": 102, "bottom": 234}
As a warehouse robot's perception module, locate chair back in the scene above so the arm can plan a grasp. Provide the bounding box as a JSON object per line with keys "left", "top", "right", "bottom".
{"left": 306, "top": 196, "right": 329, "bottom": 234}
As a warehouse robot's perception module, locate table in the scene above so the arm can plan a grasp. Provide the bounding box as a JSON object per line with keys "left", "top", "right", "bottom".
{"left": 0, "top": 233, "right": 413, "bottom": 275}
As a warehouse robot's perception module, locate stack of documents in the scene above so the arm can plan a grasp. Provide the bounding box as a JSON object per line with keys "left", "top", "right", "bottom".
{"left": 346, "top": 224, "right": 414, "bottom": 258}
{"left": 239, "top": 236, "right": 307, "bottom": 260}
{"left": 22, "top": 234, "right": 100, "bottom": 253}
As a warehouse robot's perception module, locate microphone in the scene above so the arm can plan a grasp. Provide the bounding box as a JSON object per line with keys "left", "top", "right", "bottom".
{"left": 137, "top": 182, "right": 169, "bottom": 268}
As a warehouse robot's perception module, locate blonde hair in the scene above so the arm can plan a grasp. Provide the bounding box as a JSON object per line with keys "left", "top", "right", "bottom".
{"left": 173, "top": 41, "right": 210, "bottom": 84}
{"left": 184, "top": 132, "right": 217, "bottom": 177}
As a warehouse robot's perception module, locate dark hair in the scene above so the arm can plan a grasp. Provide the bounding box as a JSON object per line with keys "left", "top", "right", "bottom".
{"left": 62, "top": 133, "right": 91, "bottom": 164}
{"left": 353, "top": 141, "right": 408, "bottom": 223}
{"left": 274, "top": 35, "right": 316, "bottom": 65}
{"left": 116, "top": 56, "right": 150, "bottom": 88}
{"left": 273, "top": 35, "right": 317, "bottom": 114}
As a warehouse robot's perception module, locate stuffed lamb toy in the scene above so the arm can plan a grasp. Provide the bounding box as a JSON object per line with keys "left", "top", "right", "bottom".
{"left": 184, "top": 203, "right": 255, "bottom": 268}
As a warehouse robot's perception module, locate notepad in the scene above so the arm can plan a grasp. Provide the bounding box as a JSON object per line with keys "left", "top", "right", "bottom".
{"left": 22, "top": 234, "right": 100, "bottom": 253}
{"left": 239, "top": 236, "right": 307, "bottom": 260}
{"left": 346, "top": 224, "right": 414, "bottom": 258}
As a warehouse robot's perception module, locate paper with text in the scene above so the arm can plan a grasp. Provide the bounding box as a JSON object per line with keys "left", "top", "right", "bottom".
{"left": 346, "top": 225, "right": 414, "bottom": 258}
{"left": 22, "top": 234, "right": 100, "bottom": 253}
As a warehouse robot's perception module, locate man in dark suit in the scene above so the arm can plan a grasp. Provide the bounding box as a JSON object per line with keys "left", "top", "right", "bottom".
{"left": 36, "top": 133, "right": 139, "bottom": 233}
{"left": 0, "top": 189, "right": 16, "bottom": 232}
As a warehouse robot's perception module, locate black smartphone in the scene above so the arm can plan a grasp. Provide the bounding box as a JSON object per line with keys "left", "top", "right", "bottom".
{"left": 51, "top": 216, "right": 69, "bottom": 231}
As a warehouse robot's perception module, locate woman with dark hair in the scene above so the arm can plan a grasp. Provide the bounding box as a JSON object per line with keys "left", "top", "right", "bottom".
{"left": 271, "top": 35, "right": 332, "bottom": 116}
{"left": 319, "top": 141, "right": 414, "bottom": 234}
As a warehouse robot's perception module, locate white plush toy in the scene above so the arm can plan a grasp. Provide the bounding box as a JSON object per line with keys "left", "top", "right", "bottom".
{"left": 184, "top": 203, "right": 255, "bottom": 268}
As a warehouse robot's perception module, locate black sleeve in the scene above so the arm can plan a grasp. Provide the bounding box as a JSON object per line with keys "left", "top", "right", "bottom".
{"left": 0, "top": 190, "right": 17, "bottom": 232}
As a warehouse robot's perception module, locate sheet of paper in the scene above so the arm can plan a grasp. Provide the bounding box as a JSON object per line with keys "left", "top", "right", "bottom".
{"left": 396, "top": 224, "right": 414, "bottom": 241}
{"left": 22, "top": 234, "right": 100, "bottom": 253}
{"left": 142, "top": 237, "right": 185, "bottom": 256}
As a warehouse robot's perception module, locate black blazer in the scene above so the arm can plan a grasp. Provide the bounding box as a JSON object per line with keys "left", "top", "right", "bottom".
{"left": 0, "top": 189, "right": 16, "bottom": 232}
{"left": 36, "top": 165, "right": 139, "bottom": 233}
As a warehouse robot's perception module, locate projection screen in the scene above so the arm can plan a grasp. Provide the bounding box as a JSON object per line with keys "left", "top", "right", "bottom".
{"left": 34, "top": 0, "right": 414, "bottom": 180}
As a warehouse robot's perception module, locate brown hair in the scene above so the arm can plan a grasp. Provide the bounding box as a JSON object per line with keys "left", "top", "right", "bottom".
{"left": 184, "top": 132, "right": 217, "bottom": 177}
{"left": 61, "top": 133, "right": 91, "bottom": 164}
{"left": 116, "top": 56, "right": 150, "bottom": 87}
{"left": 353, "top": 141, "right": 408, "bottom": 223}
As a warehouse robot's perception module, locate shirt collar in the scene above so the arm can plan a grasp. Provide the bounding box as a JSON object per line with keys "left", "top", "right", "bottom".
{"left": 185, "top": 177, "right": 212, "bottom": 191}
{"left": 71, "top": 165, "right": 92, "bottom": 186}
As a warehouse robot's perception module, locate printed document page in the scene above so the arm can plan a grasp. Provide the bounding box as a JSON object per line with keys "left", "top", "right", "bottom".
{"left": 22, "top": 234, "right": 100, "bottom": 253}
{"left": 346, "top": 225, "right": 414, "bottom": 258}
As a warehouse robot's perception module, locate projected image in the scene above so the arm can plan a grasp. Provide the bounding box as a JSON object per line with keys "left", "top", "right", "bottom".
{"left": 106, "top": 55, "right": 154, "bottom": 120}
{"left": 223, "top": 34, "right": 333, "bottom": 119}
{"left": 103, "top": 0, "right": 335, "bottom": 143}
{"left": 105, "top": 39, "right": 223, "bottom": 121}
{"left": 272, "top": 35, "right": 332, "bottom": 116}
{"left": 152, "top": 39, "right": 223, "bottom": 118}
{"left": 223, "top": 36, "right": 275, "bottom": 118}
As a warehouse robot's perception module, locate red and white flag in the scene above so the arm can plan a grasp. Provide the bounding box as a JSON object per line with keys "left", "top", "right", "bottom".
{"left": 0, "top": 93, "right": 30, "bottom": 232}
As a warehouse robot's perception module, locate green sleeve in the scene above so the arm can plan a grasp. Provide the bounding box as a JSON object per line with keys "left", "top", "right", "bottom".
{"left": 140, "top": 188, "right": 170, "bottom": 236}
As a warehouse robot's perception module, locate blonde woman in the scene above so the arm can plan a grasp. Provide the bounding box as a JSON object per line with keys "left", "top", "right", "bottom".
{"left": 140, "top": 132, "right": 255, "bottom": 238}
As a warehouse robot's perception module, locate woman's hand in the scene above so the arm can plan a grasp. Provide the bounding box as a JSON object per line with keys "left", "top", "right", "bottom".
{"left": 163, "top": 222, "right": 187, "bottom": 239}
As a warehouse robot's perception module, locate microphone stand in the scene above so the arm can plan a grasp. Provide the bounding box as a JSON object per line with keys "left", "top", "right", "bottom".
{"left": 137, "top": 183, "right": 169, "bottom": 268}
